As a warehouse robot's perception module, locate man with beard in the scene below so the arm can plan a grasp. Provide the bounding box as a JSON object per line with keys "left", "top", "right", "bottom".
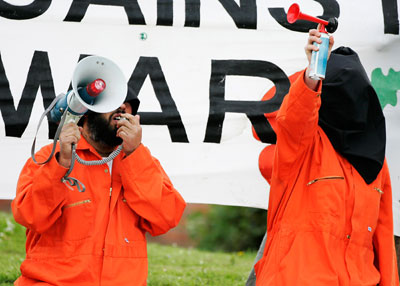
{"left": 12, "top": 96, "right": 186, "bottom": 286}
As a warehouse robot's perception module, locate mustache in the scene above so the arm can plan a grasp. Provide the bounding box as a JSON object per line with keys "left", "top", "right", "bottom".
{"left": 109, "top": 109, "right": 126, "bottom": 121}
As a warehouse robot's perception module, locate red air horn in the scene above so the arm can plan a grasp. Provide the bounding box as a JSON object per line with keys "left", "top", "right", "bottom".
{"left": 287, "top": 3, "right": 338, "bottom": 80}
{"left": 287, "top": 3, "right": 338, "bottom": 33}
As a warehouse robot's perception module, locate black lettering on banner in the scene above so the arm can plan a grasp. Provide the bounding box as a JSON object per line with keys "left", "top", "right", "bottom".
{"left": 0, "top": 0, "right": 51, "bottom": 20}
{"left": 268, "top": 0, "right": 340, "bottom": 33}
{"left": 64, "top": 0, "right": 146, "bottom": 25}
{"left": 185, "top": 0, "right": 200, "bottom": 27}
{"left": 204, "top": 60, "right": 290, "bottom": 144}
{"left": 157, "top": 0, "right": 173, "bottom": 26}
{"left": 0, "top": 51, "right": 57, "bottom": 138}
{"left": 218, "top": 0, "right": 257, "bottom": 29}
{"left": 128, "top": 57, "right": 189, "bottom": 143}
{"left": 381, "top": 0, "right": 399, "bottom": 34}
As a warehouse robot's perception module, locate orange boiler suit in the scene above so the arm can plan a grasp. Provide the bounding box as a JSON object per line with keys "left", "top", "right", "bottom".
{"left": 12, "top": 138, "right": 186, "bottom": 286}
{"left": 254, "top": 70, "right": 399, "bottom": 285}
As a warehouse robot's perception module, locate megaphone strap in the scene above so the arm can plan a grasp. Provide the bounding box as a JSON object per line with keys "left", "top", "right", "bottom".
{"left": 62, "top": 176, "right": 85, "bottom": 193}
{"left": 73, "top": 144, "right": 123, "bottom": 166}
{"left": 61, "top": 144, "right": 85, "bottom": 192}
{"left": 31, "top": 93, "right": 67, "bottom": 165}
{"left": 62, "top": 144, "right": 123, "bottom": 193}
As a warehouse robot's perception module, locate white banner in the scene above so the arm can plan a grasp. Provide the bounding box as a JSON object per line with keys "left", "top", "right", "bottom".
{"left": 1, "top": 0, "right": 400, "bottom": 232}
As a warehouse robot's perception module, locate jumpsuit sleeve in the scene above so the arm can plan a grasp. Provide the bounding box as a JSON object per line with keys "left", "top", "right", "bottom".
{"left": 12, "top": 145, "right": 69, "bottom": 233}
{"left": 120, "top": 144, "right": 186, "bottom": 236}
{"left": 274, "top": 69, "right": 322, "bottom": 177}
{"left": 251, "top": 70, "right": 303, "bottom": 142}
{"left": 373, "top": 161, "right": 399, "bottom": 286}
{"left": 266, "top": 70, "right": 322, "bottom": 230}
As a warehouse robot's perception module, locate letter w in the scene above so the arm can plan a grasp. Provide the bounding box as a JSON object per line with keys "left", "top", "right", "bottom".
{"left": 0, "top": 51, "right": 57, "bottom": 138}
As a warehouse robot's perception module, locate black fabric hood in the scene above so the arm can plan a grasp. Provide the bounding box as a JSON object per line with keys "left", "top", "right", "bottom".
{"left": 319, "top": 47, "right": 386, "bottom": 184}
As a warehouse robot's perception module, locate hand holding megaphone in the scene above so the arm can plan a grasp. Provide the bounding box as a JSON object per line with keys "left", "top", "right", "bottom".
{"left": 31, "top": 55, "right": 129, "bottom": 192}
{"left": 32, "top": 56, "right": 128, "bottom": 165}
{"left": 287, "top": 3, "right": 338, "bottom": 80}
{"left": 58, "top": 122, "right": 82, "bottom": 168}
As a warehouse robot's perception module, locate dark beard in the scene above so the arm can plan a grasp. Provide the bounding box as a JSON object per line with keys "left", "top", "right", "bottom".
{"left": 86, "top": 111, "right": 122, "bottom": 147}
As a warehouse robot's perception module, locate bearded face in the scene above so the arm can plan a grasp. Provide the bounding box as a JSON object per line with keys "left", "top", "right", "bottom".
{"left": 86, "top": 110, "right": 124, "bottom": 147}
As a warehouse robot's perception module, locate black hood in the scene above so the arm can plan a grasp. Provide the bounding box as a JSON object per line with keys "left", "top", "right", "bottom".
{"left": 319, "top": 47, "right": 386, "bottom": 184}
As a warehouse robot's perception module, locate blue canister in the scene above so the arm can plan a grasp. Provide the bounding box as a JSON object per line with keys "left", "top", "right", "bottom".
{"left": 309, "top": 32, "right": 329, "bottom": 80}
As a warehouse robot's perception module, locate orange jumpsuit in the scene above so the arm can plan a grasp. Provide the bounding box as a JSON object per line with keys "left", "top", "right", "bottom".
{"left": 12, "top": 138, "right": 186, "bottom": 286}
{"left": 254, "top": 70, "right": 399, "bottom": 285}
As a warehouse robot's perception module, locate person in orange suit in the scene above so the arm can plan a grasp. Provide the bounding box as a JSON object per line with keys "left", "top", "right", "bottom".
{"left": 12, "top": 94, "right": 186, "bottom": 286}
{"left": 254, "top": 28, "right": 399, "bottom": 285}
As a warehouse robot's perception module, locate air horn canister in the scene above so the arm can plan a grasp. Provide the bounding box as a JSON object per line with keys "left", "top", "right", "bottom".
{"left": 287, "top": 3, "right": 338, "bottom": 80}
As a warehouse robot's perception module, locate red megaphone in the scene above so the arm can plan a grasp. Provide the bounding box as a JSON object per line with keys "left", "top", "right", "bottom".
{"left": 287, "top": 3, "right": 338, "bottom": 33}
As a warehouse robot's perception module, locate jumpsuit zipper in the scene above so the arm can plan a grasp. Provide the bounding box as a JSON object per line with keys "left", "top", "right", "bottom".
{"left": 307, "top": 176, "right": 344, "bottom": 186}
{"left": 62, "top": 199, "right": 92, "bottom": 209}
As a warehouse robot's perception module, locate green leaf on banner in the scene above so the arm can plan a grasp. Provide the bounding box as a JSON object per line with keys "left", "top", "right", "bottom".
{"left": 371, "top": 68, "right": 400, "bottom": 109}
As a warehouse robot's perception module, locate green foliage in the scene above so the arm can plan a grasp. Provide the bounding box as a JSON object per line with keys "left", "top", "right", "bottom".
{"left": 187, "top": 205, "right": 267, "bottom": 252}
{"left": 0, "top": 211, "right": 256, "bottom": 286}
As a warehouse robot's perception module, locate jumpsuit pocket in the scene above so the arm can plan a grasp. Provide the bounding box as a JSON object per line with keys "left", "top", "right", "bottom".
{"left": 358, "top": 186, "right": 382, "bottom": 233}
{"left": 118, "top": 197, "right": 146, "bottom": 243}
{"left": 307, "top": 176, "right": 345, "bottom": 218}
{"left": 56, "top": 199, "right": 94, "bottom": 241}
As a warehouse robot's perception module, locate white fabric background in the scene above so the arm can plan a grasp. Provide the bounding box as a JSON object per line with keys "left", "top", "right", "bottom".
{"left": 1, "top": 0, "right": 400, "bottom": 233}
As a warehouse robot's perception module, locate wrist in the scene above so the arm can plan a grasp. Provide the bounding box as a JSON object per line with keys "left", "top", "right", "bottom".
{"left": 123, "top": 143, "right": 142, "bottom": 158}
{"left": 56, "top": 152, "right": 71, "bottom": 168}
{"left": 304, "top": 67, "right": 321, "bottom": 91}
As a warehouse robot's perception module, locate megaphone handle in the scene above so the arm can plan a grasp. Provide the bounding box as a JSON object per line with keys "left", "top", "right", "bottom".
{"left": 31, "top": 93, "right": 67, "bottom": 165}
{"left": 64, "top": 111, "right": 83, "bottom": 124}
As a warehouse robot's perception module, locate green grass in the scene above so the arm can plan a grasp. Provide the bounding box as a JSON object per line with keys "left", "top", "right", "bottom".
{"left": 147, "top": 244, "right": 254, "bottom": 285}
{"left": 0, "top": 212, "right": 26, "bottom": 286}
{"left": 0, "top": 212, "right": 255, "bottom": 286}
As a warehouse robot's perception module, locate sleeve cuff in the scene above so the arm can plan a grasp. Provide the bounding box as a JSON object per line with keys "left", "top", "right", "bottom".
{"left": 121, "top": 144, "right": 157, "bottom": 179}
{"left": 280, "top": 69, "right": 322, "bottom": 116}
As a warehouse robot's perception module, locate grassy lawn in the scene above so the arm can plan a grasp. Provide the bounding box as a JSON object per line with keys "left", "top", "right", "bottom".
{"left": 0, "top": 212, "right": 256, "bottom": 286}
{"left": 0, "top": 212, "right": 26, "bottom": 286}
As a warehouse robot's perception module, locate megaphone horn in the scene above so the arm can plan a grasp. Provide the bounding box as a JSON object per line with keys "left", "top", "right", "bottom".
{"left": 51, "top": 56, "right": 128, "bottom": 124}
{"left": 287, "top": 3, "right": 338, "bottom": 33}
